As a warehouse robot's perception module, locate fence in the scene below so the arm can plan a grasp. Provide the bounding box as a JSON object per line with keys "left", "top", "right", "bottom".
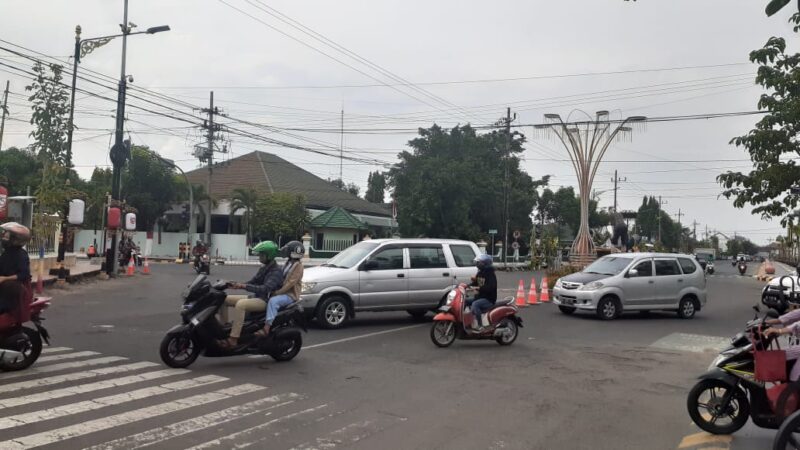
{"left": 320, "top": 239, "right": 355, "bottom": 252}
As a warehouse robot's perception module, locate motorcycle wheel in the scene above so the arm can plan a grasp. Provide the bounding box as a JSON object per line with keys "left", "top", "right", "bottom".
{"left": 159, "top": 331, "right": 201, "bottom": 368}
{"left": 430, "top": 321, "right": 456, "bottom": 347}
{"left": 495, "top": 318, "right": 519, "bottom": 346}
{"left": 687, "top": 379, "right": 749, "bottom": 435}
{"left": 270, "top": 334, "right": 302, "bottom": 362}
{"left": 773, "top": 409, "right": 800, "bottom": 450}
{"left": 0, "top": 326, "right": 42, "bottom": 371}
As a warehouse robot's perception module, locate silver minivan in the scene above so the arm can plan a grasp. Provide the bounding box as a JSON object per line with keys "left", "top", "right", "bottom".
{"left": 300, "top": 239, "right": 480, "bottom": 329}
{"left": 552, "top": 252, "right": 707, "bottom": 320}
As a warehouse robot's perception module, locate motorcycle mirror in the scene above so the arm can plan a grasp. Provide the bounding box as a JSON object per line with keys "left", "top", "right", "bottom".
{"left": 753, "top": 305, "right": 761, "bottom": 313}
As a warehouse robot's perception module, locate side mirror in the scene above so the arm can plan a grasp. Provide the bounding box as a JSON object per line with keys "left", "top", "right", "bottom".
{"left": 627, "top": 269, "right": 639, "bottom": 277}
{"left": 361, "top": 260, "right": 379, "bottom": 271}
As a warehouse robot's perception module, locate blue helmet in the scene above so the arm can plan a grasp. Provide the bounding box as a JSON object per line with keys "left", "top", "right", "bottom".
{"left": 474, "top": 254, "right": 493, "bottom": 270}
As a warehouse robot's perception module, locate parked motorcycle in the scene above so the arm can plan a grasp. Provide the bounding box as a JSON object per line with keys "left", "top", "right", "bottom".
{"left": 159, "top": 275, "right": 305, "bottom": 368}
{"left": 739, "top": 262, "right": 748, "bottom": 275}
{"left": 0, "top": 293, "right": 51, "bottom": 371}
{"left": 430, "top": 283, "right": 522, "bottom": 347}
{"left": 193, "top": 253, "right": 210, "bottom": 275}
{"left": 687, "top": 306, "right": 791, "bottom": 435}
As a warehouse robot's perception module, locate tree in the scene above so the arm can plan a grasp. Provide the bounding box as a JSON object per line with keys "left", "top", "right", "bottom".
{"left": 229, "top": 187, "right": 258, "bottom": 243}
{"left": 328, "top": 178, "right": 361, "bottom": 197}
{"left": 0, "top": 147, "right": 43, "bottom": 195}
{"left": 120, "top": 146, "right": 181, "bottom": 232}
{"left": 365, "top": 171, "right": 386, "bottom": 203}
{"left": 83, "top": 168, "right": 112, "bottom": 230}
{"left": 251, "top": 193, "right": 309, "bottom": 242}
{"left": 26, "top": 62, "right": 71, "bottom": 165}
{"left": 189, "top": 184, "right": 217, "bottom": 234}
{"left": 718, "top": 13, "right": 800, "bottom": 225}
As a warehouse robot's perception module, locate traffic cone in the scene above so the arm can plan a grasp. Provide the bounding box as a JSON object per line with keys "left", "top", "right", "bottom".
{"left": 126, "top": 256, "right": 135, "bottom": 276}
{"left": 527, "top": 278, "right": 539, "bottom": 305}
{"left": 142, "top": 258, "right": 151, "bottom": 275}
{"left": 515, "top": 280, "right": 526, "bottom": 307}
{"left": 540, "top": 277, "right": 550, "bottom": 302}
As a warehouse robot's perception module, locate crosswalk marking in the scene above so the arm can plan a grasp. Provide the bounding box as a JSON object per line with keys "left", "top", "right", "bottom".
{"left": 0, "top": 368, "right": 189, "bottom": 408}
{"left": 85, "top": 393, "right": 302, "bottom": 450}
{"left": 0, "top": 356, "right": 127, "bottom": 380}
{"left": 0, "top": 361, "right": 157, "bottom": 394}
{"left": 37, "top": 350, "right": 100, "bottom": 363}
{"left": 0, "top": 384, "right": 266, "bottom": 449}
{"left": 40, "top": 346, "right": 72, "bottom": 354}
{"left": 0, "top": 375, "right": 228, "bottom": 430}
{"left": 290, "top": 420, "right": 377, "bottom": 450}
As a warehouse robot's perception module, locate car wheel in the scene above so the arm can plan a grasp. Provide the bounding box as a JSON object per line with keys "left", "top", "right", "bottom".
{"left": 596, "top": 297, "right": 620, "bottom": 320}
{"left": 558, "top": 305, "right": 576, "bottom": 315}
{"left": 678, "top": 297, "right": 697, "bottom": 319}
{"left": 407, "top": 309, "right": 428, "bottom": 321}
{"left": 316, "top": 296, "right": 349, "bottom": 329}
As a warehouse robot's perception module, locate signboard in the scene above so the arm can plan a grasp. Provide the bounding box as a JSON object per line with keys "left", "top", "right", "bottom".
{"left": 513, "top": 230, "right": 521, "bottom": 239}
{"left": 488, "top": 229, "right": 497, "bottom": 235}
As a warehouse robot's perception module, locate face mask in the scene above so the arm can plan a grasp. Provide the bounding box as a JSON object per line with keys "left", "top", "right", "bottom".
{"left": 259, "top": 254, "right": 271, "bottom": 265}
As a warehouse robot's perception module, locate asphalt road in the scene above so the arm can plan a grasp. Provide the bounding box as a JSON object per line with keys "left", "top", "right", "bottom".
{"left": 0, "top": 260, "right": 780, "bottom": 449}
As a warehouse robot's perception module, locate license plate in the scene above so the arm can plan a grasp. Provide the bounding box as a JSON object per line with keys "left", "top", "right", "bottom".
{"left": 562, "top": 298, "right": 575, "bottom": 305}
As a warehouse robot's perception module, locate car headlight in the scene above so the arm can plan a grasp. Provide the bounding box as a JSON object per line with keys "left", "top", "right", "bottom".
{"left": 555, "top": 278, "right": 563, "bottom": 288}
{"left": 579, "top": 281, "right": 604, "bottom": 291}
{"left": 446, "top": 290, "right": 457, "bottom": 305}
{"left": 301, "top": 282, "right": 317, "bottom": 294}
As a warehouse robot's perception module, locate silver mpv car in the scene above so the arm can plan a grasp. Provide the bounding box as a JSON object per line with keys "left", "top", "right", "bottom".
{"left": 552, "top": 253, "right": 707, "bottom": 320}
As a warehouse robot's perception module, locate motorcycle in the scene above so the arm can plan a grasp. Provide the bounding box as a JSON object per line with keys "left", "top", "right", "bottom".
{"left": 193, "top": 253, "right": 210, "bottom": 275}
{"left": 0, "top": 292, "right": 51, "bottom": 371}
{"left": 159, "top": 275, "right": 305, "bottom": 368}
{"left": 687, "top": 306, "right": 794, "bottom": 435}
{"left": 739, "top": 262, "right": 748, "bottom": 275}
{"left": 430, "top": 283, "right": 522, "bottom": 347}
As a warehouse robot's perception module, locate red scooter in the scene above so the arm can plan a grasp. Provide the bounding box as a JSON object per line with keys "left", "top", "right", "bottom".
{"left": 0, "top": 289, "right": 51, "bottom": 371}
{"left": 430, "top": 283, "right": 522, "bottom": 347}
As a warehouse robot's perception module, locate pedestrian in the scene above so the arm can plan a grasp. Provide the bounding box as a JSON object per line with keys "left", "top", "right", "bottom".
{"left": 178, "top": 242, "right": 185, "bottom": 261}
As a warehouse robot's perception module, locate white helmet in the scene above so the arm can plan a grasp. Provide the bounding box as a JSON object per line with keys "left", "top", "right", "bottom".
{"left": 1, "top": 222, "right": 31, "bottom": 248}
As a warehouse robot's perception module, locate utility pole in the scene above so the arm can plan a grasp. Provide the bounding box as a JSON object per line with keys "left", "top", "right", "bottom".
{"left": 0, "top": 80, "right": 8, "bottom": 150}
{"left": 676, "top": 209, "right": 684, "bottom": 252}
{"left": 502, "top": 107, "right": 516, "bottom": 267}
{"left": 202, "top": 91, "right": 216, "bottom": 247}
{"left": 657, "top": 196, "right": 667, "bottom": 244}
{"left": 339, "top": 108, "right": 344, "bottom": 182}
{"left": 611, "top": 170, "right": 626, "bottom": 214}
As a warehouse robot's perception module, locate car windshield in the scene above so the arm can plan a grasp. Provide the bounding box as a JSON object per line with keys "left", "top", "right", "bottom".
{"left": 583, "top": 256, "right": 634, "bottom": 276}
{"left": 323, "top": 241, "right": 380, "bottom": 268}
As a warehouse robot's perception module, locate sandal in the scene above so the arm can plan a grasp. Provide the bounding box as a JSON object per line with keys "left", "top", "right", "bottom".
{"left": 253, "top": 328, "right": 269, "bottom": 338}
{"left": 217, "top": 338, "right": 238, "bottom": 349}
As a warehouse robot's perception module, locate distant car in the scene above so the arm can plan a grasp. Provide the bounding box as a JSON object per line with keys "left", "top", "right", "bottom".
{"left": 552, "top": 253, "right": 707, "bottom": 320}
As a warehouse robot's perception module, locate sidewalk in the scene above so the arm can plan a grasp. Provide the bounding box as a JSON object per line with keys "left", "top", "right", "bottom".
{"left": 36, "top": 259, "right": 103, "bottom": 286}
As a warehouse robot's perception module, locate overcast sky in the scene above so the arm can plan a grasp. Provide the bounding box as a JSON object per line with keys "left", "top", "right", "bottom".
{"left": 1, "top": 0, "right": 798, "bottom": 245}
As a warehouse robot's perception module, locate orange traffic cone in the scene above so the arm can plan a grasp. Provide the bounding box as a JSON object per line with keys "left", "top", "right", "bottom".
{"left": 527, "top": 278, "right": 539, "bottom": 305}
{"left": 142, "top": 258, "right": 151, "bottom": 275}
{"left": 126, "top": 256, "right": 135, "bottom": 276}
{"left": 540, "top": 277, "right": 550, "bottom": 302}
{"left": 515, "top": 280, "right": 526, "bottom": 307}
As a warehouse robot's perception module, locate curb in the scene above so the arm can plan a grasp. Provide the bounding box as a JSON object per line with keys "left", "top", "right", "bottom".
{"left": 40, "top": 268, "right": 103, "bottom": 287}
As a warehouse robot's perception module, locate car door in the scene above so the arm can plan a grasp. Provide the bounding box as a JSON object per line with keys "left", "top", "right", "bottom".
{"left": 406, "top": 244, "right": 452, "bottom": 307}
{"left": 622, "top": 259, "right": 655, "bottom": 306}
{"left": 653, "top": 258, "right": 683, "bottom": 306}
{"left": 447, "top": 243, "right": 479, "bottom": 284}
{"left": 357, "top": 245, "right": 408, "bottom": 309}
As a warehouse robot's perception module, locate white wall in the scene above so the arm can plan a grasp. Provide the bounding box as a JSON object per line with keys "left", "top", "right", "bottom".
{"left": 74, "top": 230, "right": 248, "bottom": 260}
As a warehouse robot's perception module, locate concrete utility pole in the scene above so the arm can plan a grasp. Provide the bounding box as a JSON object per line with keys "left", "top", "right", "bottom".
{"left": 0, "top": 80, "right": 9, "bottom": 150}
{"left": 502, "top": 107, "right": 515, "bottom": 266}
{"left": 340, "top": 108, "right": 344, "bottom": 182}
{"left": 676, "top": 209, "right": 684, "bottom": 252}
{"left": 612, "top": 170, "right": 626, "bottom": 214}
{"left": 203, "top": 91, "right": 216, "bottom": 247}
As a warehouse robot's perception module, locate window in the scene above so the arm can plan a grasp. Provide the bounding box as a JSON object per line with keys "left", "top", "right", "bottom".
{"left": 315, "top": 233, "right": 324, "bottom": 250}
{"left": 584, "top": 256, "right": 635, "bottom": 276}
{"left": 368, "top": 247, "right": 404, "bottom": 270}
{"left": 409, "top": 246, "right": 448, "bottom": 269}
{"left": 655, "top": 259, "right": 681, "bottom": 276}
{"left": 326, "top": 241, "right": 379, "bottom": 268}
{"left": 632, "top": 260, "right": 653, "bottom": 277}
{"left": 450, "top": 245, "right": 477, "bottom": 267}
{"left": 678, "top": 258, "right": 697, "bottom": 274}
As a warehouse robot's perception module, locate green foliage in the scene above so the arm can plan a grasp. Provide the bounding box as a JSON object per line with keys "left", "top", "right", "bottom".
{"left": 365, "top": 171, "right": 386, "bottom": 203}
{"left": 718, "top": 13, "right": 800, "bottom": 225}
{"left": 229, "top": 187, "right": 259, "bottom": 243}
{"left": 120, "top": 146, "right": 181, "bottom": 231}
{"left": 727, "top": 236, "right": 760, "bottom": 256}
{"left": 533, "top": 186, "right": 608, "bottom": 240}
{"left": 546, "top": 265, "right": 581, "bottom": 290}
{"left": 25, "top": 62, "right": 71, "bottom": 165}
{"left": 251, "top": 193, "right": 309, "bottom": 240}
{"left": 636, "top": 196, "right": 681, "bottom": 250}
{"left": 83, "top": 168, "right": 112, "bottom": 229}
{"left": 329, "top": 178, "right": 360, "bottom": 197}
{"left": 0, "top": 147, "right": 43, "bottom": 195}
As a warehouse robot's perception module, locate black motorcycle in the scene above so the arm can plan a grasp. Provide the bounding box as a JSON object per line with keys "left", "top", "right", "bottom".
{"left": 687, "top": 306, "right": 797, "bottom": 435}
{"left": 159, "top": 275, "right": 305, "bottom": 368}
{"left": 193, "top": 253, "right": 210, "bottom": 275}
{"left": 739, "top": 262, "right": 748, "bottom": 275}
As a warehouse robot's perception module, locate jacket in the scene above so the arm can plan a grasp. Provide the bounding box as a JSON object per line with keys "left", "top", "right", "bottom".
{"left": 471, "top": 267, "right": 497, "bottom": 303}
{"left": 244, "top": 261, "right": 284, "bottom": 300}
{"left": 274, "top": 260, "right": 304, "bottom": 301}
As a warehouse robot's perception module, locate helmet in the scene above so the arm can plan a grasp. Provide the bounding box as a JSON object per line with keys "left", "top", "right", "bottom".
{"left": 474, "top": 253, "right": 493, "bottom": 270}
{"left": 1, "top": 222, "right": 31, "bottom": 248}
{"left": 281, "top": 240, "right": 305, "bottom": 260}
{"left": 251, "top": 240, "right": 279, "bottom": 264}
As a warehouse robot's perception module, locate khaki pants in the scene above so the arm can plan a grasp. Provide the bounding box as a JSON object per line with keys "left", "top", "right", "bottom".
{"left": 220, "top": 295, "right": 266, "bottom": 339}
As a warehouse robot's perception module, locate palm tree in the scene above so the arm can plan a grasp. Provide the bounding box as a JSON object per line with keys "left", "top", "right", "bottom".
{"left": 192, "top": 184, "right": 217, "bottom": 235}
{"left": 229, "top": 187, "right": 259, "bottom": 244}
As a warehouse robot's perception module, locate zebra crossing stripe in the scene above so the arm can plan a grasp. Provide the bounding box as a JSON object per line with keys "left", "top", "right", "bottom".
{"left": 0, "top": 361, "right": 157, "bottom": 394}
{"left": 40, "top": 346, "right": 72, "bottom": 354}
{"left": 37, "top": 350, "right": 100, "bottom": 363}
{"left": 0, "top": 368, "right": 190, "bottom": 408}
{"left": 0, "top": 356, "right": 127, "bottom": 380}
{"left": 0, "top": 384, "right": 266, "bottom": 449}
{"left": 85, "top": 393, "right": 302, "bottom": 450}
{"left": 0, "top": 375, "right": 228, "bottom": 430}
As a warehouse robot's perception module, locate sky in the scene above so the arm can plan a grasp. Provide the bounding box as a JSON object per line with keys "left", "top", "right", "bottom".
{"left": 1, "top": 0, "right": 798, "bottom": 246}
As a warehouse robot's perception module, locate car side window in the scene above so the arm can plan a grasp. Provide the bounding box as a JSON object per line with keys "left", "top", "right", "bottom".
{"left": 368, "top": 247, "right": 404, "bottom": 270}
{"left": 632, "top": 260, "right": 653, "bottom": 277}
{"left": 655, "top": 259, "right": 681, "bottom": 276}
{"left": 409, "top": 246, "right": 448, "bottom": 269}
{"left": 678, "top": 258, "right": 697, "bottom": 274}
{"left": 450, "top": 245, "right": 477, "bottom": 267}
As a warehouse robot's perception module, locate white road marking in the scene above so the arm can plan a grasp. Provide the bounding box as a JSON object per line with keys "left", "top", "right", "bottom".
{"left": 0, "top": 356, "right": 127, "bottom": 380}
{"left": 0, "top": 368, "right": 189, "bottom": 408}
{"left": 0, "top": 384, "right": 265, "bottom": 449}
{"left": 0, "top": 375, "right": 227, "bottom": 429}
{"left": 40, "top": 346, "right": 72, "bottom": 354}
{"left": 86, "top": 393, "right": 302, "bottom": 450}
{"left": 37, "top": 350, "right": 100, "bottom": 363}
{"left": 0, "top": 361, "right": 157, "bottom": 394}
{"left": 650, "top": 333, "right": 730, "bottom": 353}
{"left": 290, "top": 420, "right": 376, "bottom": 450}
{"left": 187, "top": 404, "right": 330, "bottom": 449}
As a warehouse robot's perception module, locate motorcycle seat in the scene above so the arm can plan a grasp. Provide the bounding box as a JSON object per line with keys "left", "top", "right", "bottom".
{"left": 493, "top": 297, "right": 514, "bottom": 308}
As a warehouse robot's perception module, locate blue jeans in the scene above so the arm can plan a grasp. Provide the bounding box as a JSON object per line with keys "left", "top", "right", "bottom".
{"left": 469, "top": 298, "right": 493, "bottom": 326}
{"left": 266, "top": 295, "right": 294, "bottom": 325}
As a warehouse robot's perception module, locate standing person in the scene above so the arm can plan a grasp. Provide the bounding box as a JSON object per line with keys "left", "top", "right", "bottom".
{"left": 257, "top": 240, "right": 305, "bottom": 337}
{"left": 178, "top": 242, "right": 185, "bottom": 261}
{"left": 0, "top": 223, "right": 32, "bottom": 315}
{"left": 467, "top": 254, "right": 497, "bottom": 331}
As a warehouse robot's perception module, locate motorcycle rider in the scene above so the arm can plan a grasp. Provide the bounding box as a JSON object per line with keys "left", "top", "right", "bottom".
{"left": 219, "top": 240, "right": 284, "bottom": 348}
{"left": 192, "top": 240, "right": 207, "bottom": 269}
{"left": 765, "top": 297, "right": 800, "bottom": 380}
{"left": 257, "top": 241, "right": 305, "bottom": 337}
{"left": 0, "top": 222, "right": 32, "bottom": 315}
{"left": 468, "top": 254, "right": 497, "bottom": 331}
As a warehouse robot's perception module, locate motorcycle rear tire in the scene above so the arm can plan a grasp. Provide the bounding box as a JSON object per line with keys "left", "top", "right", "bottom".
{"left": 773, "top": 408, "right": 800, "bottom": 450}
{"left": 687, "top": 378, "right": 749, "bottom": 435}
{"left": 0, "top": 326, "right": 42, "bottom": 371}
{"left": 159, "top": 331, "right": 201, "bottom": 368}
{"left": 495, "top": 318, "right": 519, "bottom": 346}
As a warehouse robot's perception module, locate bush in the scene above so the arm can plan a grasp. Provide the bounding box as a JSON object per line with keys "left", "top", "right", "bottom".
{"left": 545, "top": 265, "right": 581, "bottom": 289}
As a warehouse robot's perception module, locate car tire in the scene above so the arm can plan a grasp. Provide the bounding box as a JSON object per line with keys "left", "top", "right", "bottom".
{"left": 596, "top": 296, "right": 621, "bottom": 320}
{"left": 678, "top": 297, "right": 697, "bottom": 319}
{"left": 558, "top": 305, "right": 576, "bottom": 315}
{"left": 316, "top": 296, "right": 349, "bottom": 329}
{"left": 407, "top": 309, "right": 428, "bottom": 321}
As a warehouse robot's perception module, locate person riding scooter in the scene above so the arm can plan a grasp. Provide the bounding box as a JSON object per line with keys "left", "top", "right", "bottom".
{"left": 764, "top": 297, "right": 800, "bottom": 380}
{"left": 256, "top": 240, "right": 305, "bottom": 337}
{"left": 0, "top": 222, "right": 32, "bottom": 315}
{"left": 467, "top": 254, "right": 497, "bottom": 331}
{"left": 219, "top": 241, "right": 284, "bottom": 349}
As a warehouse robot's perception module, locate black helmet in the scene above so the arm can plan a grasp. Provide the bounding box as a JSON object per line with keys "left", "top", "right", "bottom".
{"left": 280, "top": 240, "right": 305, "bottom": 260}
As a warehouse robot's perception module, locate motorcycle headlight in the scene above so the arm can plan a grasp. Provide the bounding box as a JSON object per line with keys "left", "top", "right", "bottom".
{"left": 446, "top": 290, "right": 457, "bottom": 305}
{"left": 579, "top": 281, "right": 604, "bottom": 291}
{"left": 301, "top": 282, "right": 317, "bottom": 294}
